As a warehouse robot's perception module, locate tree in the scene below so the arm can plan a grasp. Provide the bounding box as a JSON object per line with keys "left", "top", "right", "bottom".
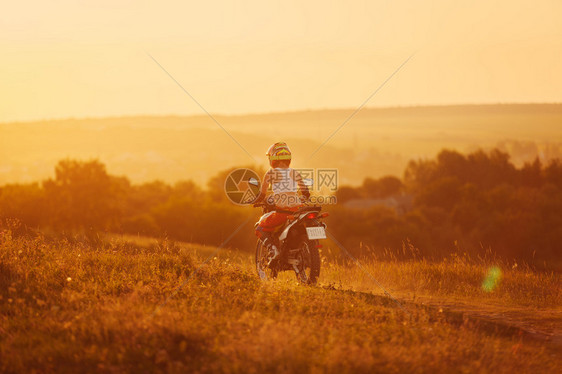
{"left": 43, "top": 159, "right": 119, "bottom": 230}
{"left": 335, "top": 186, "right": 360, "bottom": 203}
{"left": 0, "top": 183, "right": 45, "bottom": 227}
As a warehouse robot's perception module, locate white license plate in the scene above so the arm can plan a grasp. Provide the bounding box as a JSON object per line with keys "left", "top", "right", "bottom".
{"left": 306, "top": 226, "right": 326, "bottom": 240}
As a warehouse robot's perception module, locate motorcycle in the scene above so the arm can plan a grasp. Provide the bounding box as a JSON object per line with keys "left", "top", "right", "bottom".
{"left": 253, "top": 202, "right": 328, "bottom": 284}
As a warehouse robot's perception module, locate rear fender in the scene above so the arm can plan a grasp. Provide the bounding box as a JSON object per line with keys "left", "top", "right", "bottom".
{"left": 279, "top": 219, "right": 298, "bottom": 241}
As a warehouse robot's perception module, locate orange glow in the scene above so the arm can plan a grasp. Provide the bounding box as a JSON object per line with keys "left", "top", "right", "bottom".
{"left": 1, "top": 0, "right": 561, "bottom": 122}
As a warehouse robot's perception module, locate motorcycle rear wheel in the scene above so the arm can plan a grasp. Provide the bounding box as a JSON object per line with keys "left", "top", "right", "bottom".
{"left": 255, "top": 239, "right": 278, "bottom": 280}
{"left": 292, "top": 238, "right": 320, "bottom": 285}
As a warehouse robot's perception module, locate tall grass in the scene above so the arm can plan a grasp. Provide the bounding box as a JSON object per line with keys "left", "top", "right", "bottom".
{"left": 320, "top": 242, "right": 561, "bottom": 308}
{"left": 1, "top": 228, "right": 560, "bottom": 373}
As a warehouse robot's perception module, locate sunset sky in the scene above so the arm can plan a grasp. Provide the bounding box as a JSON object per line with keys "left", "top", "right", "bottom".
{"left": 2, "top": 0, "right": 561, "bottom": 122}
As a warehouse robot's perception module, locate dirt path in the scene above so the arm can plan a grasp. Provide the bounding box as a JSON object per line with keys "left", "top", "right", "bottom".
{"left": 415, "top": 297, "right": 562, "bottom": 348}
{"left": 370, "top": 291, "right": 562, "bottom": 350}
{"left": 328, "top": 287, "right": 562, "bottom": 350}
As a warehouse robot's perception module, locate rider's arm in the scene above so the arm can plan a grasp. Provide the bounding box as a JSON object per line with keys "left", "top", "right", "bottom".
{"left": 255, "top": 169, "right": 272, "bottom": 203}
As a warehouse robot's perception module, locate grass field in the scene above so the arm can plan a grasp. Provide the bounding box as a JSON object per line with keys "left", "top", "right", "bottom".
{"left": 1, "top": 228, "right": 560, "bottom": 373}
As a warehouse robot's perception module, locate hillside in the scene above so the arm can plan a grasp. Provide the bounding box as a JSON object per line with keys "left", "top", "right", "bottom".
{"left": 1, "top": 104, "right": 561, "bottom": 186}
{"left": 1, "top": 230, "right": 560, "bottom": 373}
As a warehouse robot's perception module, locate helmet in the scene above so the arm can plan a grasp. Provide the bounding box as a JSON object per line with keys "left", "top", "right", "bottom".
{"left": 266, "top": 142, "right": 292, "bottom": 164}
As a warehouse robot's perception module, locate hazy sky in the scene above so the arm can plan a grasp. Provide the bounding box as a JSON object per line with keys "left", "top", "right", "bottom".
{"left": 2, "top": 0, "right": 561, "bottom": 122}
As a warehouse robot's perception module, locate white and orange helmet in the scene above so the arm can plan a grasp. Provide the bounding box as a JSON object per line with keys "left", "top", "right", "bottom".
{"left": 266, "top": 142, "right": 292, "bottom": 164}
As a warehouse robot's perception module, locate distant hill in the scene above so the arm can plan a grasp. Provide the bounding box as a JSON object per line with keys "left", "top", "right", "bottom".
{"left": 1, "top": 104, "right": 561, "bottom": 186}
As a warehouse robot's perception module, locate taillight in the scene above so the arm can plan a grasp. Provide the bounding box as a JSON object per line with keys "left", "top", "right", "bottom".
{"left": 319, "top": 212, "right": 329, "bottom": 218}
{"left": 305, "top": 212, "right": 318, "bottom": 219}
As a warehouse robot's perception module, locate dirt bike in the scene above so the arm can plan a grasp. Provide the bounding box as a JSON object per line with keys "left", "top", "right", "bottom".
{"left": 253, "top": 202, "right": 328, "bottom": 284}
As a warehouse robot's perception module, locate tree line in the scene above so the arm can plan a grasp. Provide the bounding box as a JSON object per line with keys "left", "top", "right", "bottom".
{"left": 1, "top": 149, "right": 561, "bottom": 268}
{"left": 0, "top": 160, "right": 260, "bottom": 249}
{"left": 331, "top": 149, "right": 562, "bottom": 268}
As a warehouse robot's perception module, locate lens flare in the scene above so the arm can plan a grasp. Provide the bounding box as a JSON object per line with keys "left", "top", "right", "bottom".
{"left": 482, "top": 266, "right": 502, "bottom": 292}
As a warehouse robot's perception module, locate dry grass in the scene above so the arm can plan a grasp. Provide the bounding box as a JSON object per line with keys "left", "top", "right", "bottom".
{"left": 320, "top": 245, "right": 562, "bottom": 309}
{"left": 1, "top": 229, "right": 560, "bottom": 373}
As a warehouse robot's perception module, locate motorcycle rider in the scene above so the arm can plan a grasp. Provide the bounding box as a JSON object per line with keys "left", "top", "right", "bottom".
{"left": 254, "top": 142, "right": 310, "bottom": 262}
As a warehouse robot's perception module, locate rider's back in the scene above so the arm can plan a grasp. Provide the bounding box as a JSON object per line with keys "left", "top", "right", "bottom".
{"left": 270, "top": 167, "right": 300, "bottom": 208}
